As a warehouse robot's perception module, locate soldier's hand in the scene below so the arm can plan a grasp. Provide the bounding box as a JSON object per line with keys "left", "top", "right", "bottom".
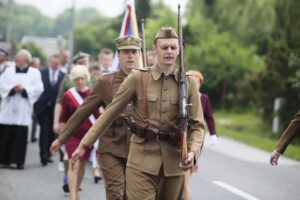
{"left": 270, "top": 150, "right": 280, "bottom": 166}
{"left": 179, "top": 151, "right": 195, "bottom": 171}
{"left": 50, "top": 139, "right": 62, "bottom": 156}
{"left": 71, "top": 144, "right": 85, "bottom": 171}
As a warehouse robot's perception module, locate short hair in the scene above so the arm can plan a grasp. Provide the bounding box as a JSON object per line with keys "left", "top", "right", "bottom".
{"left": 31, "top": 57, "right": 41, "bottom": 64}
{"left": 187, "top": 70, "right": 204, "bottom": 86}
{"left": 50, "top": 54, "right": 60, "bottom": 59}
{"left": 17, "top": 49, "right": 32, "bottom": 63}
{"left": 89, "top": 64, "right": 100, "bottom": 72}
{"left": 70, "top": 65, "right": 91, "bottom": 82}
{"left": 98, "top": 48, "right": 113, "bottom": 58}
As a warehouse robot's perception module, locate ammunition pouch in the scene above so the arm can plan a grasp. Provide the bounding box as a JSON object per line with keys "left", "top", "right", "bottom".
{"left": 124, "top": 116, "right": 180, "bottom": 146}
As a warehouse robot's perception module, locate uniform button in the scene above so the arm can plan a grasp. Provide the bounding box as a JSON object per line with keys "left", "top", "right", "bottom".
{"left": 161, "top": 120, "right": 166, "bottom": 124}
{"left": 162, "top": 98, "right": 167, "bottom": 102}
{"left": 128, "top": 104, "right": 132, "bottom": 106}
{"left": 162, "top": 109, "right": 166, "bottom": 113}
{"left": 163, "top": 87, "right": 167, "bottom": 91}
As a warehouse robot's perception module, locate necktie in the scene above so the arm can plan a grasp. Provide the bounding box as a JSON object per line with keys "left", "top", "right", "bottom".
{"left": 51, "top": 71, "right": 56, "bottom": 86}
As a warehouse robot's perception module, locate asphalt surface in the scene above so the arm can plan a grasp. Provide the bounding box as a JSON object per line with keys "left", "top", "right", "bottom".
{"left": 1, "top": 134, "right": 300, "bottom": 200}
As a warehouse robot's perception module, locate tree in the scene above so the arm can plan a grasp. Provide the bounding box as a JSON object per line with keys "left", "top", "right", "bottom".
{"left": 252, "top": 0, "right": 300, "bottom": 128}
{"left": 184, "top": 0, "right": 265, "bottom": 108}
{"left": 135, "top": 0, "right": 151, "bottom": 30}
{"left": 20, "top": 42, "right": 47, "bottom": 66}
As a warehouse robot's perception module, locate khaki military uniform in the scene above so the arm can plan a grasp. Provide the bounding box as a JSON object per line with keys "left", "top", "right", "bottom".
{"left": 276, "top": 110, "right": 300, "bottom": 154}
{"left": 82, "top": 64, "right": 205, "bottom": 200}
{"left": 58, "top": 69, "right": 133, "bottom": 200}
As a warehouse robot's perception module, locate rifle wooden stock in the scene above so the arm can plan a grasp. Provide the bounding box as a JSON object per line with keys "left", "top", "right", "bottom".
{"left": 178, "top": 4, "right": 188, "bottom": 163}
{"left": 141, "top": 19, "right": 148, "bottom": 68}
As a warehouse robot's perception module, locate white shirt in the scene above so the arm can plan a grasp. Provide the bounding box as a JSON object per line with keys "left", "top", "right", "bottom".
{"left": 100, "top": 66, "right": 113, "bottom": 74}
{"left": 49, "top": 68, "right": 60, "bottom": 85}
{"left": 0, "top": 65, "right": 44, "bottom": 126}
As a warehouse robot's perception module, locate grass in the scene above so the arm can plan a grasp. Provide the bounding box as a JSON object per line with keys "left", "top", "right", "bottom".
{"left": 214, "top": 110, "right": 300, "bottom": 161}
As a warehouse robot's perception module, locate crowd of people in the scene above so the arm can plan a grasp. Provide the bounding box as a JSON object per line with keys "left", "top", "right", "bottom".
{"left": 0, "top": 26, "right": 298, "bottom": 200}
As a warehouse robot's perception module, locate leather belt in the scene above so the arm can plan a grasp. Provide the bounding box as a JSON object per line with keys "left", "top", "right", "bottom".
{"left": 125, "top": 117, "right": 180, "bottom": 146}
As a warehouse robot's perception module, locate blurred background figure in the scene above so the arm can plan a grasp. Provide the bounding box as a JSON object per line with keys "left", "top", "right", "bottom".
{"left": 0, "top": 49, "right": 43, "bottom": 169}
{"left": 31, "top": 57, "right": 41, "bottom": 69}
{"left": 52, "top": 51, "right": 98, "bottom": 192}
{"left": 59, "top": 49, "right": 71, "bottom": 74}
{"left": 89, "top": 63, "right": 101, "bottom": 85}
{"left": 59, "top": 65, "right": 99, "bottom": 200}
{"left": 30, "top": 57, "right": 41, "bottom": 142}
{"left": 0, "top": 48, "right": 9, "bottom": 77}
{"left": 34, "top": 54, "right": 65, "bottom": 166}
{"left": 146, "top": 51, "right": 155, "bottom": 66}
{"left": 183, "top": 69, "right": 219, "bottom": 200}
{"left": 0, "top": 48, "right": 10, "bottom": 105}
{"left": 98, "top": 48, "right": 113, "bottom": 74}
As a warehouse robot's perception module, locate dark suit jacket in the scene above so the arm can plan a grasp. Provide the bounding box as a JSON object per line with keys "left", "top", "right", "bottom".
{"left": 34, "top": 68, "right": 65, "bottom": 116}
{"left": 276, "top": 110, "right": 300, "bottom": 154}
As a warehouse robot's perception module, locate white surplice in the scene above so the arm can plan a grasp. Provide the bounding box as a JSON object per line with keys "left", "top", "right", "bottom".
{"left": 0, "top": 65, "right": 44, "bottom": 126}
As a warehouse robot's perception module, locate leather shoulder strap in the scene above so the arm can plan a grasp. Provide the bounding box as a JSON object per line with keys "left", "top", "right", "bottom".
{"left": 141, "top": 71, "right": 150, "bottom": 120}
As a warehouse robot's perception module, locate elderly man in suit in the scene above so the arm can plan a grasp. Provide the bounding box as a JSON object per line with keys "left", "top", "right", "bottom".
{"left": 34, "top": 54, "right": 65, "bottom": 166}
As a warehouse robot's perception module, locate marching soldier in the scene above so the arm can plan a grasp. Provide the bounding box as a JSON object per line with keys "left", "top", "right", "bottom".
{"left": 270, "top": 110, "right": 300, "bottom": 165}
{"left": 50, "top": 35, "right": 142, "bottom": 199}
{"left": 71, "top": 27, "right": 205, "bottom": 200}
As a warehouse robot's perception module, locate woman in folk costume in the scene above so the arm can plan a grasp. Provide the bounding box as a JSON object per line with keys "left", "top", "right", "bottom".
{"left": 183, "top": 70, "right": 219, "bottom": 200}
{"left": 59, "top": 65, "right": 99, "bottom": 200}
{"left": 0, "top": 49, "right": 44, "bottom": 169}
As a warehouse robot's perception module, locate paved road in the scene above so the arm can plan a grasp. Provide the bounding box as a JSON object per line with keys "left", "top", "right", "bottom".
{"left": 1, "top": 135, "right": 300, "bottom": 200}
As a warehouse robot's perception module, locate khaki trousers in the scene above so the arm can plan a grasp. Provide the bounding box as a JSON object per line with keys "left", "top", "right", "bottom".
{"left": 126, "top": 166, "right": 184, "bottom": 200}
{"left": 98, "top": 152, "right": 127, "bottom": 200}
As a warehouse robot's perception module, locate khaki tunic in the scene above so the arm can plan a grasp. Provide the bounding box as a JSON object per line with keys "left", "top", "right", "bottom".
{"left": 276, "top": 110, "right": 300, "bottom": 154}
{"left": 58, "top": 69, "right": 133, "bottom": 158}
{"left": 82, "top": 64, "right": 205, "bottom": 177}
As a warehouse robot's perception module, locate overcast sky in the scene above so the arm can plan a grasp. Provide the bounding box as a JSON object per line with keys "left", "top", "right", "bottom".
{"left": 14, "top": 0, "right": 188, "bottom": 18}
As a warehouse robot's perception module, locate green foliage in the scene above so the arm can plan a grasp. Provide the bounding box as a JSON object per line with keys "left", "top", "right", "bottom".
{"left": 20, "top": 42, "right": 47, "bottom": 66}
{"left": 215, "top": 110, "right": 300, "bottom": 160}
{"left": 247, "top": 0, "right": 300, "bottom": 129}
{"left": 0, "top": 4, "right": 53, "bottom": 42}
{"left": 145, "top": 1, "right": 177, "bottom": 48}
{"left": 135, "top": 0, "right": 151, "bottom": 30}
{"left": 185, "top": 0, "right": 266, "bottom": 108}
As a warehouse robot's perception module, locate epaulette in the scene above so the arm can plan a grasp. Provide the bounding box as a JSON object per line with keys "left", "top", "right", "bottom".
{"left": 185, "top": 71, "right": 193, "bottom": 77}
{"left": 101, "top": 71, "right": 117, "bottom": 78}
{"left": 133, "top": 67, "right": 151, "bottom": 72}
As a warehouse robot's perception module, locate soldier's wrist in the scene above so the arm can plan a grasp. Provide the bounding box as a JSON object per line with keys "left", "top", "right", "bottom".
{"left": 273, "top": 149, "right": 281, "bottom": 157}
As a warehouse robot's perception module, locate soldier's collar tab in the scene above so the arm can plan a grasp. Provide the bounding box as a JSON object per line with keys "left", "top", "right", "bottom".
{"left": 151, "top": 64, "right": 178, "bottom": 82}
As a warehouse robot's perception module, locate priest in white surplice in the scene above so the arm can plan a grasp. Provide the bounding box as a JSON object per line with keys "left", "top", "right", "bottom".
{"left": 0, "top": 49, "right": 43, "bottom": 169}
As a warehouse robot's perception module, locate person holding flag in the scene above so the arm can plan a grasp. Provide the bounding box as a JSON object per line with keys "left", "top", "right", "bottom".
{"left": 111, "top": 0, "right": 142, "bottom": 72}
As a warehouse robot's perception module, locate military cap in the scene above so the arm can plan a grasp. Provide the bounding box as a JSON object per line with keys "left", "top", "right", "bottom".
{"left": 0, "top": 48, "right": 9, "bottom": 56}
{"left": 72, "top": 51, "right": 90, "bottom": 63}
{"left": 154, "top": 27, "right": 178, "bottom": 42}
{"left": 115, "top": 35, "right": 142, "bottom": 50}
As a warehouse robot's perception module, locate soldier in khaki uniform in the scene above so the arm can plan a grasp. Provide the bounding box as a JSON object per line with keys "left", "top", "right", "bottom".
{"left": 270, "top": 110, "right": 300, "bottom": 165}
{"left": 50, "top": 35, "right": 142, "bottom": 200}
{"left": 71, "top": 27, "right": 205, "bottom": 200}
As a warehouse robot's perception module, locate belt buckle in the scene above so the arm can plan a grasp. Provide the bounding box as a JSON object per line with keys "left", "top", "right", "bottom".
{"left": 156, "top": 133, "right": 159, "bottom": 141}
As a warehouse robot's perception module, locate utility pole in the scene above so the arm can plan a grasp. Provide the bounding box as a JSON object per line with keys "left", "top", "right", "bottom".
{"left": 5, "top": 0, "right": 13, "bottom": 44}
{"left": 69, "top": 0, "right": 75, "bottom": 57}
